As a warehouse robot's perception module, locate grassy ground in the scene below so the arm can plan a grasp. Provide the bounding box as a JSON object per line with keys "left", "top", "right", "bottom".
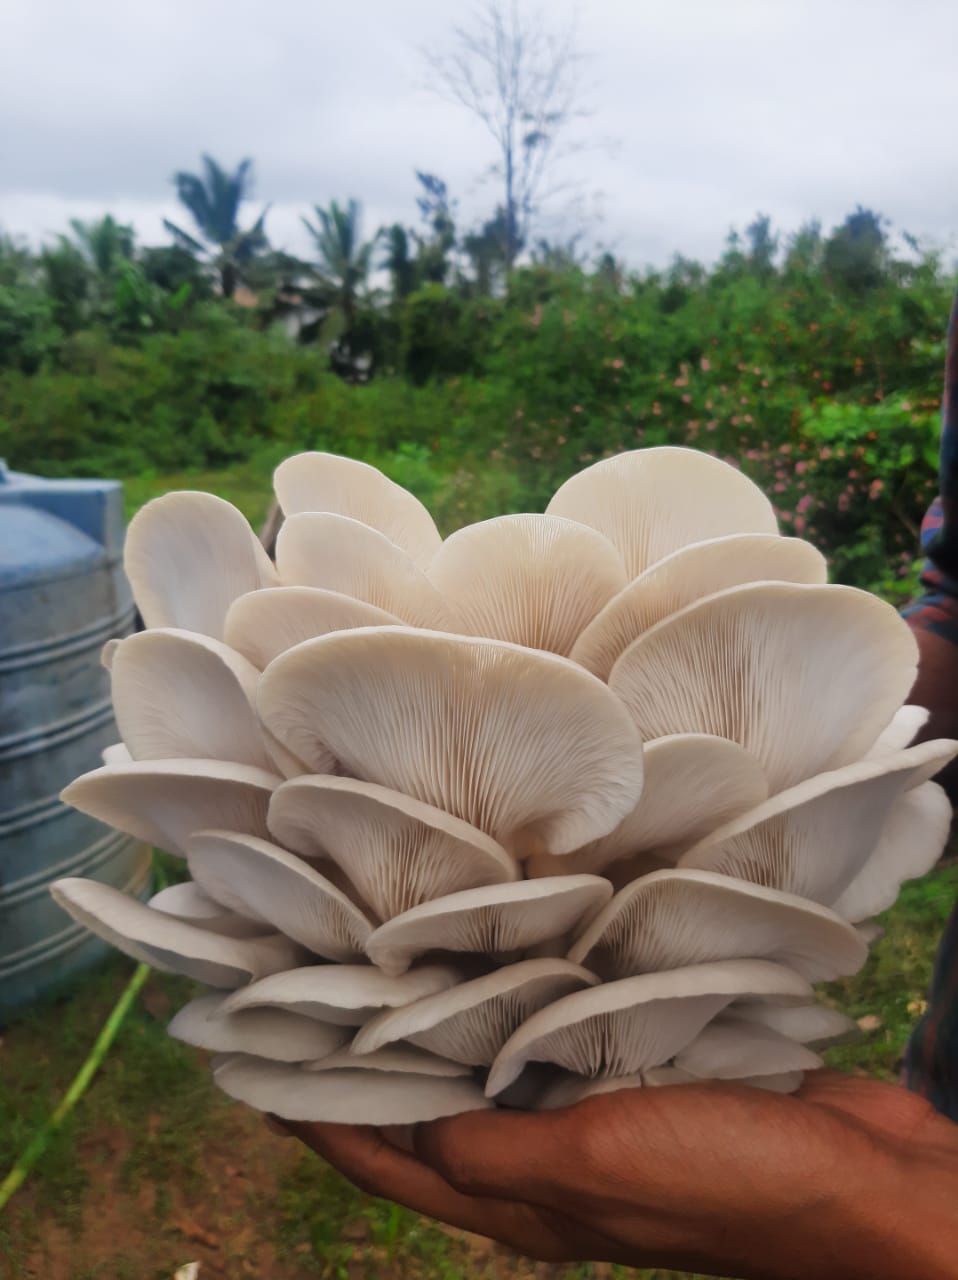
{"left": 3, "top": 860, "right": 954, "bottom": 1280}
{"left": 122, "top": 464, "right": 276, "bottom": 529}
{"left": 2, "top": 467, "right": 954, "bottom": 1278}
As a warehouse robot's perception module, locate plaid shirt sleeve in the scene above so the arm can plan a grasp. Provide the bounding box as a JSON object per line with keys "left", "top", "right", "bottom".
{"left": 902, "top": 288, "right": 958, "bottom": 1119}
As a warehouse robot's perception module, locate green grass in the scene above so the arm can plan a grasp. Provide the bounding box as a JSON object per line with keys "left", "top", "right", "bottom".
{"left": 823, "top": 862, "right": 958, "bottom": 1077}
{"left": 122, "top": 462, "right": 276, "bottom": 529}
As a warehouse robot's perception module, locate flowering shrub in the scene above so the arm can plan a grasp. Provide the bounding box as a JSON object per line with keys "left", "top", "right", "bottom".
{"left": 1, "top": 262, "right": 949, "bottom": 601}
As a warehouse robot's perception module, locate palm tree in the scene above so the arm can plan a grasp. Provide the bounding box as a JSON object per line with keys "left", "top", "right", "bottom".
{"left": 164, "top": 155, "right": 269, "bottom": 298}
{"left": 381, "top": 224, "right": 419, "bottom": 301}
{"left": 69, "top": 215, "right": 136, "bottom": 278}
{"left": 301, "top": 199, "right": 378, "bottom": 329}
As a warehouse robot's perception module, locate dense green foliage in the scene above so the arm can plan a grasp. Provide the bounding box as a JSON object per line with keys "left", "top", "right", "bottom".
{"left": 0, "top": 196, "right": 953, "bottom": 600}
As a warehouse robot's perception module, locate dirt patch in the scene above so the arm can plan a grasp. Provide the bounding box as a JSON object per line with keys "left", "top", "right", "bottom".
{"left": 11, "top": 1105, "right": 305, "bottom": 1279}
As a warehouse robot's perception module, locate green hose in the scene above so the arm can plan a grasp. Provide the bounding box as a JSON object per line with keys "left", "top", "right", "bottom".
{"left": 0, "top": 858, "right": 166, "bottom": 1214}
{"left": 0, "top": 959, "right": 151, "bottom": 1213}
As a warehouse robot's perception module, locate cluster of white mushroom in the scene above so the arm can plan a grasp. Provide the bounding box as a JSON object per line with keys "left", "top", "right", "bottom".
{"left": 52, "top": 447, "right": 957, "bottom": 1123}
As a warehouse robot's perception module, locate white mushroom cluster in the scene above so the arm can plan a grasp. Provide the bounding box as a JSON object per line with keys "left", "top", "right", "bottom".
{"left": 52, "top": 447, "right": 958, "bottom": 1123}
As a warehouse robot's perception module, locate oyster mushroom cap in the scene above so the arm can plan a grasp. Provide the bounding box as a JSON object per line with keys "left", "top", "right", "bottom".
{"left": 567, "top": 868, "right": 867, "bottom": 982}
{"left": 50, "top": 877, "right": 304, "bottom": 988}
{"left": 109, "top": 628, "right": 275, "bottom": 771}
{"left": 365, "top": 876, "right": 612, "bottom": 976}
{"left": 679, "top": 740, "right": 958, "bottom": 905}
{"left": 609, "top": 580, "right": 919, "bottom": 792}
{"left": 305, "top": 1045, "right": 472, "bottom": 1076}
{"left": 168, "top": 992, "right": 350, "bottom": 1061}
{"left": 273, "top": 450, "right": 442, "bottom": 567}
{"left": 100, "top": 741, "right": 132, "bottom": 766}
{"left": 185, "top": 829, "right": 374, "bottom": 961}
{"left": 258, "top": 626, "right": 645, "bottom": 854}
{"left": 224, "top": 585, "right": 402, "bottom": 670}
{"left": 123, "top": 490, "right": 276, "bottom": 638}
{"left": 267, "top": 775, "right": 518, "bottom": 923}
{"left": 351, "top": 958, "right": 599, "bottom": 1066}
{"left": 211, "top": 1052, "right": 491, "bottom": 1123}
{"left": 863, "top": 704, "right": 931, "bottom": 758}
{"left": 672, "top": 1015, "right": 823, "bottom": 1079}
{"left": 571, "top": 533, "right": 828, "bottom": 680}
{"left": 275, "top": 512, "right": 451, "bottom": 629}
{"left": 729, "top": 1001, "right": 859, "bottom": 1048}
{"left": 428, "top": 513, "right": 627, "bottom": 655}
{"left": 61, "top": 759, "right": 280, "bottom": 859}
{"left": 540, "top": 735, "right": 768, "bottom": 878}
{"left": 147, "top": 880, "right": 268, "bottom": 939}
{"left": 485, "top": 958, "right": 813, "bottom": 1097}
{"left": 546, "top": 446, "right": 778, "bottom": 578}
{"left": 220, "top": 963, "right": 462, "bottom": 1026}
{"left": 829, "top": 780, "right": 954, "bottom": 922}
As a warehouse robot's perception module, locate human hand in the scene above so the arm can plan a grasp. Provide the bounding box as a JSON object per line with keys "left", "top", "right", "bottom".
{"left": 275, "top": 1071, "right": 958, "bottom": 1280}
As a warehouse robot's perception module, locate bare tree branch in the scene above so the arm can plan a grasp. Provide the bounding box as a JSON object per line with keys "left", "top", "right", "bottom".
{"left": 424, "top": 0, "right": 590, "bottom": 268}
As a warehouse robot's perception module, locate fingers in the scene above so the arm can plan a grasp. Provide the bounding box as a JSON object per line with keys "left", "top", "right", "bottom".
{"left": 282, "top": 1120, "right": 570, "bottom": 1261}
{"left": 797, "top": 1070, "right": 949, "bottom": 1144}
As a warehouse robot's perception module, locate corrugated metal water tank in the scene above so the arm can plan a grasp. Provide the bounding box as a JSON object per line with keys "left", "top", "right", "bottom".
{"left": 0, "top": 463, "right": 150, "bottom": 1023}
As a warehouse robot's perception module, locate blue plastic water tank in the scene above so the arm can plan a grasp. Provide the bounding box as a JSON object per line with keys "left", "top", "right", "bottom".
{"left": 0, "top": 462, "right": 150, "bottom": 1023}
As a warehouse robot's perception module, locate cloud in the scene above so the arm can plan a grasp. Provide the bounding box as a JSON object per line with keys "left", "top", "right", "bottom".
{"left": 2, "top": 0, "right": 956, "bottom": 266}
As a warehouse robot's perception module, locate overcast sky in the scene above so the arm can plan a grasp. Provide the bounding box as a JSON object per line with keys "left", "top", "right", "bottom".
{"left": 3, "top": 0, "right": 957, "bottom": 269}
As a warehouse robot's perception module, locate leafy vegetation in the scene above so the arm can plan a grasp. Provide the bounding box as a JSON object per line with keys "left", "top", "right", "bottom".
{"left": 1, "top": 188, "right": 952, "bottom": 601}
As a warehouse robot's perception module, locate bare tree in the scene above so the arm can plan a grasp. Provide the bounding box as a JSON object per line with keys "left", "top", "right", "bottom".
{"left": 425, "top": 1, "right": 588, "bottom": 269}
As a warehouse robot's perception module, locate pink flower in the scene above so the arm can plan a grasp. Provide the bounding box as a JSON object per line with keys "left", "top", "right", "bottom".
{"left": 795, "top": 460, "right": 807, "bottom": 474}
{"left": 779, "top": 443, "right": 792, "bottom": 454}
{"left": 681, "top": 393, "right": 691, "bottom": 403}
{"left": 838, "top": 493, "right": 850, "bottom": 512}
{"left": 793, "top": 515, "right": 806, "bottom": 533}
{"left": 869, "top": 479, "right": 884, "bottom": 499}
{"left": 701, "top": 357, "right": 711, "bottom": 372}
{"left": 573, "top": 405, "right": 583, "bottom": 414}
{"left": 819, "top": 446, "right": 832, "bottom": 460}
{"left": 611, "top": 358, "right": 624, "bottom": 370}
{"left": 774, "top": 482, "right": 786, "bottom": 493}
{"left": 901, "top": 400, "right": 912, "bottom": 411}
{"left": 797, "top": 494, "right": 813, "bottom": 514}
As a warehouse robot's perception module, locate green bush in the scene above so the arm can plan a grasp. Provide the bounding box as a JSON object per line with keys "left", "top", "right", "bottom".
{"left": 1, "top": 255, "right": 952, "bottom": 601}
